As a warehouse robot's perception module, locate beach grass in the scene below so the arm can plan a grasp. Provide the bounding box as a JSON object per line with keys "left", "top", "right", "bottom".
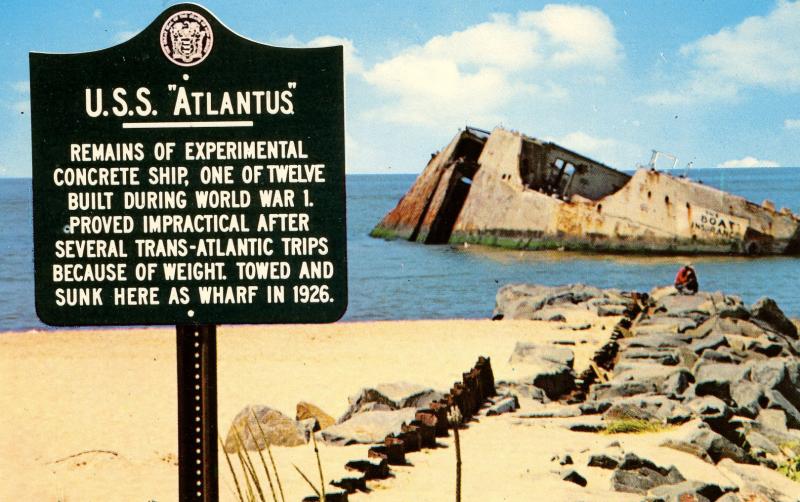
{"left": 222, "top": 414, "right": 326, "bottom": 502}
{"left": 778, "top": 441, "right": 800, "bottom": 482}
{"left": 603, "top": 418, "right": 670, "bottom": 435}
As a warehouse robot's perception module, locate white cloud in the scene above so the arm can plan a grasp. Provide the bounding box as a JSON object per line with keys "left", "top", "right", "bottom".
{"left": 718, "top": 156, "right": 780, "bottom": 168}
{"left": 307, "top": 36, "right": 364, "bottom": 75}
{"left": 686, "top": 3, "right": 800, "bottom": 91}
{"left": 93, "top": 9, "right": 102, "bottom": 19}
{"left": 274, "top": 35, "right": 364, "bottom": 76}
{"left": 362, "top": 6, "right": 622, "bottom": 127}
{"left": 518, "top": 5, "right": 621, "bottom": 67}
{"left": 643, "top": 1, "right": 800, "bottom": 105}
{"left": 272, "top": 34, "right": 303, "bottom": 47}
{"left": 785, "top": 118, "right": 800, "bottom": 129}
{"left": 114, "top": 30, "right": 138, "bottom": 43}
{"left": 547, "top": 131, "right": 644, "bottom": 169}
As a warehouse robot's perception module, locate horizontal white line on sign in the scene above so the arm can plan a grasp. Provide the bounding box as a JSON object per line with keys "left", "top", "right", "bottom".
{"left": 122, "top": 121, "right": 254, "bottom": 129}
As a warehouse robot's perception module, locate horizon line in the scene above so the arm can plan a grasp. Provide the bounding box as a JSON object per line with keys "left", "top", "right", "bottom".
{"left": 4, "top": 165, "right": 800, "bottom": 180}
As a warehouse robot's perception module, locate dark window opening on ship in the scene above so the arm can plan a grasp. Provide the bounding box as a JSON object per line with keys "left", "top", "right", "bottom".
{"left": 648, "top": 191, "right": 652, "bottom": 199}
{"left": 420, "top": 129, "right": 485, "bottom": 244}
{"left": 665, "top": 196, "right": 670, "bottom": 204}
{"left": 597, "top": 204, "right": 602, "bottom": 213}
{"left": 517, "top": 138, "right": 632, "bottom": 202}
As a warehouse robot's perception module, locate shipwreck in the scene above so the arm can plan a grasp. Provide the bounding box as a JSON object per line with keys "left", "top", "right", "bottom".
{"left": 371, "top": 126, "right": 800, "bottom": 255}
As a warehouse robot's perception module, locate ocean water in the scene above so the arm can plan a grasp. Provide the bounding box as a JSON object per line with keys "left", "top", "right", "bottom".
{"left": 2, "top": 168, "right": 799, "bottom": 331}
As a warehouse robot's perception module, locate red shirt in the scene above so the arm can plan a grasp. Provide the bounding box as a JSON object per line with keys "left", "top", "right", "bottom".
{"left": 675, "top": 266, "right": 695, "bottom": 285}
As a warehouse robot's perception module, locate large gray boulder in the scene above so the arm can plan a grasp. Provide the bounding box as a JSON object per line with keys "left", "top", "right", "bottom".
{"left": 746, "top": 335, "right": 786, "bottom": 357}
{"left": 660, "top": 420, "right": 750, "bottom": 464}
{"left": 744, "top": 359, "right": 800, "bottom": 427}
{"left": 748, "top": 359, "right": 788, "bottom": 389}
{"left": 517, "top": 362, "right": 576, "bottom": 400}
{"left": 689, "top": 334, "right": 728, "bottom": 354}
{"left": 650, "top": 292, "right": 710, "bottom": 321}
{"left": 692, "top": 362, "right": 749, "bottom": 402}
{"left": 604, "top": 396, "right": 691, "bottom": 425}
{"left": 739, "top": 413, "right": 800, "bottom": 458}
{"left": 690, "top": 316, "right": 772, "bottom": 341}
{"left": 750, "top": 297, "right": 798, "bottom": 338}
{"left": 338, "top": 382, "right": 443, "bottom": 423}
{"left": 729, "top": 380, "right": 765, "bottom": 418}
{"left": 610, "top": 453, "right": 685, "bottom": 494}
{"left": 509, "top": 342, "right": 574, "bottom": 368}
{"left": 645, "top": 480, "right": 730, "bottom": 502}
{"left": 618, "top": 347, "right": 680, "bottom": 366}
{"left": 699, "top": 348, "right": 738, "bottom": 364}
{"left": 764, "top": 389, "right": 800, "bottom": 429}
{"left": 493, "top": 283, "right": 634, "bottom": 320}
{"left": 604, "top": 399, "right": 660, "bottom": 422}
{"left": 687, "top": 396, "right": 733, "bottom": 424}
{"left": 621, "top": 333, "right": 691, "bottom": 350}
{"left": 633, "top": 316, "right": 698, "bottom": 334}
{"left": 597, "top": 365, "right": 693, "bottom": 399}
{"left": 749, "top": 359, "right": 800, "bottom": 401}
{"left": 320, "top": 408, "right": 418, "bottom": 445}
{"left": 224, "top": 405, "right": 310, "bottom": 452}
{"left": 650, "top": 290, "right": 748, "bottom": 323}
{"left": 755, "top": 408, "right": 789, "bottom": 434}
{"left": 717, "top": 458, "right": 800, "bottom": 502}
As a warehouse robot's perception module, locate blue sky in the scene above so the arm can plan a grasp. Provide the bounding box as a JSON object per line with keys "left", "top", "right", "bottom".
{"left": 2, "top": 1, "right": 800, "bottom": 176}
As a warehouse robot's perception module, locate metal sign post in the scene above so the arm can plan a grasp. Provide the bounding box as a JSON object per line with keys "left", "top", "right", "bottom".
{"left": 30, "top": 4, "right": 347, "bottom": 500}
{"left": 176, "top": 325, "right": 218, "bottom": 501}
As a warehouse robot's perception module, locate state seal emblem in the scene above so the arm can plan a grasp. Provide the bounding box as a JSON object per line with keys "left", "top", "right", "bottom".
{"left": 160, "top": 10, "right": 213, "bottom": 67}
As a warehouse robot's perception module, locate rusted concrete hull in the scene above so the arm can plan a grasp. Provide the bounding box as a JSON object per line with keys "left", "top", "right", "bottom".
{"left": 372, "top": 127, "right": 800, "bottom": 255}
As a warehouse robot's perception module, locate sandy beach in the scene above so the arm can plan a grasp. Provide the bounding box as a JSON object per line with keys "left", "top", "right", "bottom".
{"left": 3, "top": 296, "right": 800, "bottom": 502}
{"left": 1, "top": 313, "right": 616, "bottom": 502}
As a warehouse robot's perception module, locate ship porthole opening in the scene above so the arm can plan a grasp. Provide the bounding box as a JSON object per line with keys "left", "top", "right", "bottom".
{"left": 647, "top": 191, "right": 652, "bottom": 199}
{"left": 665, "top": 195, "right": 670, "bottom": 204}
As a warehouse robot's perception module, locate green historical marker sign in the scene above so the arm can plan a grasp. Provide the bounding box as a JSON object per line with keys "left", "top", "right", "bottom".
{"left": 30, "top": 4, "right": 347, "bottom": 326}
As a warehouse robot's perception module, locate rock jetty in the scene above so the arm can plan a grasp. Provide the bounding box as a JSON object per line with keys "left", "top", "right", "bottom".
{"left": 497, "top": 283, "right": 800, "bottom": 501}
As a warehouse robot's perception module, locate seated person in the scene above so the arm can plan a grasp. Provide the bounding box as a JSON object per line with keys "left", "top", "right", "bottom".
{"left": 674, "top": 264, "right": 698, "bottom": 295}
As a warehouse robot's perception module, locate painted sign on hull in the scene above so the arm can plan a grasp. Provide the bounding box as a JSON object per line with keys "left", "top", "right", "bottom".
{"left": 690, "top": 207, "right": 748, "bottom": 241}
